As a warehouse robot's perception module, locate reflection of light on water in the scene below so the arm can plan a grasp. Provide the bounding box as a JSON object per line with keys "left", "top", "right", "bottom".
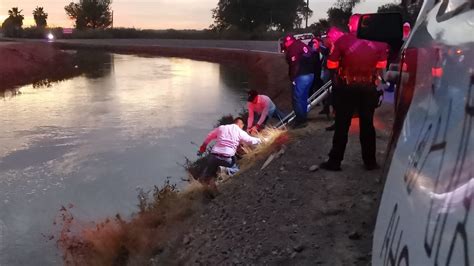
{"left": 0, "top": 54, "right": 249, "bottom": 264}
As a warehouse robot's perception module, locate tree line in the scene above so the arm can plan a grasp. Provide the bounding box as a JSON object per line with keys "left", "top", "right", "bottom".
{"left": 1, "top": 0, "right": 112, "bottom": 37}
{"left": 1, "top": 0, "right": 421, "bottom": 38}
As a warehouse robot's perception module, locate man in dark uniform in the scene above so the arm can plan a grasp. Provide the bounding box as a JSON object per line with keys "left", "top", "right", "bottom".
{"left": 320, "top": 14, "right": 388, "bottom": 171}
{"left": 308, "top": 38, "right": 323, "bottom": 95}
{"left": 283, "top": 35, "right": 315, "bottom": 128}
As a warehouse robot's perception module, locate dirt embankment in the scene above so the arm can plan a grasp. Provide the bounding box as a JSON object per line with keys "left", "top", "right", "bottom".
{"left": 153, "top": 105, "right": 392, "bottom": 265}
{"left": 57, "top": 107, "right": 392, "bottom": 265}
{"left": 0, "top": 42, "right": 78, "bottom": 91}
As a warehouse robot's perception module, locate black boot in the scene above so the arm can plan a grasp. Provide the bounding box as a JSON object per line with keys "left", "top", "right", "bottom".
{"left": 364, "top": 162, "right": 380, "bottom": 171}
{"left": 320, "top": 160, "right": 342, "bottom": 171}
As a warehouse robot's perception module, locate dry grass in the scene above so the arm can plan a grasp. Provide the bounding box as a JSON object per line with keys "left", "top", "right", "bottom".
{"left": 55, "top": 181, "right": 213, "bottom": 265}
{"left": 54, "top": 129, "right": 289, "bottom": 265}
{"left": 239, "top": 128, "right": 290, "bottom": 172}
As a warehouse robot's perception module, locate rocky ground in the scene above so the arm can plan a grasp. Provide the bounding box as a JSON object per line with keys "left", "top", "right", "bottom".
{"left": 153, "top": 104, "right": 393, "bottom": 265}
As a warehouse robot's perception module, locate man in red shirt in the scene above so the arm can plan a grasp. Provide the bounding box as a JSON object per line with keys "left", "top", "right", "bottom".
{"left": 246, "top": 90, "right": 285, "bottom": 133}
{"left": 320, "top": 14, "right": 388, "bottom": 171}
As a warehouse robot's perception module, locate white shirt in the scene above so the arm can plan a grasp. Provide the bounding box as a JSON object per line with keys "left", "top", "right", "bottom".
{"left": 203, "top": 124, "right": 261, "bottom": 157}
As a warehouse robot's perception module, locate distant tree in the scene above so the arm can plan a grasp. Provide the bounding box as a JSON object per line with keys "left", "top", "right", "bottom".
{"left": 1, "top": 7, "right": 24, "bottom": 37}
{"left": 65, "top": 0, "right": 112, "bottom": 29}
{"left": 326, "top": 6, "right": 352, "bottom": 31}
{"left": 333, "top": 0, "right": 361, "bottom": 10}
{"left": 377, "top": 2, "right": 422, "bottom": 25}
{"left": 33, "top": 6, "right": 48, "bottom": 28}
{"left": 309, "top": 18, "right": 329, "bottom": 35}
{"left": 211, "top": 0, "right": 312, "bottom": 32}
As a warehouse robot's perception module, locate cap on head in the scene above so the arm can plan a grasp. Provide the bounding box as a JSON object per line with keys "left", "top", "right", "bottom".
{"left": 247, "top": 90, "right": 258, "bottom": 102}
{"left": 283, "top": 34, "right": 296, "bottom": 48}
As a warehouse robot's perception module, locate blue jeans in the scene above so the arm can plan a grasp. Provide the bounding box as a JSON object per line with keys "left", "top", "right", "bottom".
{"left": 293, "top": 74, "right": 314, "bottom": 123}
{"left": 268, "top": 105, "right": 286, "bottom": 123}
{"left": 251, "top": 104, "right": 286, "bottom": 127}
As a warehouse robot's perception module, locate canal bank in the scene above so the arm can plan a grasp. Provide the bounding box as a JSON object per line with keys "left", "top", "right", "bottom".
{"left": 1, "top": 40, "right": 393, "bottom": 264}
{"left": 0, "top": 42, "right": 78, "bottom": 92}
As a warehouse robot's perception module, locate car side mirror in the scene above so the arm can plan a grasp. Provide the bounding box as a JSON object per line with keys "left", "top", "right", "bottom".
{"left": 357, "top": 13, "right": 403, "bottom": 44}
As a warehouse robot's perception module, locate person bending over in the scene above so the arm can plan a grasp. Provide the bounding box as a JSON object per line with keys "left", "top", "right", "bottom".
{"left": 246, "top": 90, "right": 285, "bottom": 134}
{"left": 198, "top": 117, "right": 262, "bottom": 188}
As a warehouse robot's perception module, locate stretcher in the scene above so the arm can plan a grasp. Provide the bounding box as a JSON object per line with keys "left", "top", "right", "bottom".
{"left": 276, "top": 80, "right": 332, "bottom": 128}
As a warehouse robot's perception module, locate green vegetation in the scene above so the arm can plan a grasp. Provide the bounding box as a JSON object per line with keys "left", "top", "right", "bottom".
{"left": 377, "top": 2, "right": 422, "bottom": 25}
{"left": 211, "top": 0, "right": 312, "bottom": 32}
{"left": 0, "top": 0, "right": 368, "bottom": 39}
{"left": 65, "top": 0, "right": 113, "bottom": 30}
{"left": 33, "top": 6, "right": 48, "bottom": 28}
{"left": 1, "top": 7, "right": 24, "bottom": 37}
{"left": 1, "top": 0, "right": 421, "bottom": 41}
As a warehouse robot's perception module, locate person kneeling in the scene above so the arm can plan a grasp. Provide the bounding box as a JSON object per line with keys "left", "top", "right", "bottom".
{"left": 246, "top": 90, "right": 285, "bottom": 134}
{"left": 197, "top": 117, "right": 262, "bottom": 189}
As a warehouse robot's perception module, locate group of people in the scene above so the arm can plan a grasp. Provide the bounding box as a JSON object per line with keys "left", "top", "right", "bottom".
{"left": 196, "top": 90, "right": 285, "bottom": 189}
{"left": 196, "top": 13, "right": 401, "bottom": 188}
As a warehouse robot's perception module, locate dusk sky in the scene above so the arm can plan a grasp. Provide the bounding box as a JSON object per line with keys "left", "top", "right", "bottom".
{"left": 0, "top": 0, "right": 395, "bottom": 29}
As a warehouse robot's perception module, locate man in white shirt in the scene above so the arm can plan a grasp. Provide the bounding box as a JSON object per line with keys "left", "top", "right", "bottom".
{"left": 247, "top": 90, "right": 285, "bottom": 133}
{"left": 198, "top": 117, "right": 262, "bottom": 186}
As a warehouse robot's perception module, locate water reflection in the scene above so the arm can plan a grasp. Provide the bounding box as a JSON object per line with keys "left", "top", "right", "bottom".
{"left": 1, "top": 50, "right": 115, "bottom": 97}
{"left": 76, "top": 50, "right": 114, "bottom": 79}
{"left": 0, "top": 53, "right": 248, "bottom": 265}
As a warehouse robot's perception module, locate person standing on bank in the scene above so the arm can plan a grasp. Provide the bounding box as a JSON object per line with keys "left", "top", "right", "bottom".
{"left": 320, "top": 14, "right": 388, "bottom": 171}
{"left": 246, "top": 90, "right": 285, "bottom": 134}
{"left": 308, "top": 38, "right": 324, "bottom": 96}
{"left": 283, "top": 34, "right": 315, "bottom": 128}
{"left": 198, "top": 117, "right": 261, "bottom": 188}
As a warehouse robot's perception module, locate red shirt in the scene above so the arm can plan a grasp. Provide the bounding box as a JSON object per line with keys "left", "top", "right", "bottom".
{"left": 328, "top": 33, "right": 388, "bottom": 77}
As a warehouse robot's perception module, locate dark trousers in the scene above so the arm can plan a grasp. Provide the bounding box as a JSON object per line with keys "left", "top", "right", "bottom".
{"left": 200, "top": 153, "right": 236, "bottom": 182}
{"left": 328, "top": 84, "right": 378, "bottom": 165}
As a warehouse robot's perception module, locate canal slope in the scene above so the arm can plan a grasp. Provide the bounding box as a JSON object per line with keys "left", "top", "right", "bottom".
{"left": 0, "top": 42, "right": 77, "bottom": 92}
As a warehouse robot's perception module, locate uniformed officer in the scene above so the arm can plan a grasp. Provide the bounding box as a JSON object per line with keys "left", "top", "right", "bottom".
{"left": 320, "top": 14, "right": 388, "bottom": 171}
{"left": 283, "top": 34, "right": 315, "bottom": 128}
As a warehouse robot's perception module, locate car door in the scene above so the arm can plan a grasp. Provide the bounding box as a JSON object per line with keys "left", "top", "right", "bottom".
{"left": 373, "top": 0, "right": 474, "bottom": 265}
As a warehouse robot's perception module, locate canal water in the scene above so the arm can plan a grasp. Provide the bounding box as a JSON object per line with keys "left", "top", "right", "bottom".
{"left": 0, "top": 51, "right": 249, "bottom": 265}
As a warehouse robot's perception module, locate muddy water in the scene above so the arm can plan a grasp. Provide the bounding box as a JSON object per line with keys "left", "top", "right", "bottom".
{"left": 0, "top": 51, "right": 249, "bottom": 265}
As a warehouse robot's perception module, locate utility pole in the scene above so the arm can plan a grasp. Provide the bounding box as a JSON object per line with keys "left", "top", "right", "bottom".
{"left": 305, "top": 0, "right": 309, "bottom": 28}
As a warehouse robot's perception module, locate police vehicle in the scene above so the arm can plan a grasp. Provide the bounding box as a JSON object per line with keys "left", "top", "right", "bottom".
{"left": 358, "top": 0, "right": 473, "bottom": 264}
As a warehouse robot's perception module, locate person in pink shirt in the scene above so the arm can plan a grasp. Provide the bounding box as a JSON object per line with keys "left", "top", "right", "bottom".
{"left": 198, "top": 117, "right": 261, "bottom": 186}
{"left": 246, "top": 90, "right": 285, "bottom": 133}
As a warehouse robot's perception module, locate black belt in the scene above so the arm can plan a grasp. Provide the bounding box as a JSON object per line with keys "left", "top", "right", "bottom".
{"left": 211, "top": 153, "right": 232, "bottom": 158}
